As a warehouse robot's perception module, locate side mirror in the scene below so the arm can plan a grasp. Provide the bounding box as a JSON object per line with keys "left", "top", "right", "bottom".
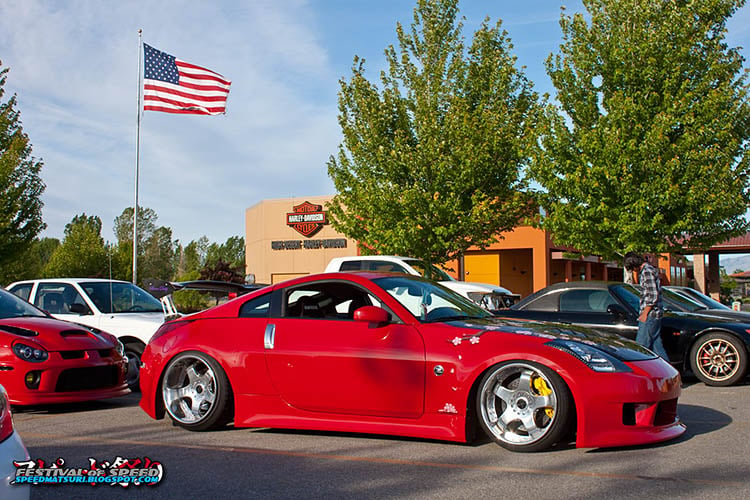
{"left": 353, "top": 306, "right": 390, "bottom": 325}
{"left": 69, "top": 303, "right": 91, "bottom": 315}
{"left": 606, "top": 303, "right": 628, "bottom": 321}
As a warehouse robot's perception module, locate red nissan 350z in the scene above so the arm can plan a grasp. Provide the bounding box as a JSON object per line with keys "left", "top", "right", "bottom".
{"left": 140, "top": 272, "right": 685, "bottom": 452}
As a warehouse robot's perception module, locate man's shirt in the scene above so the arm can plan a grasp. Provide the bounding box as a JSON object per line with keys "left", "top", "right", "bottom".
{"left": 639, "top": 263, "right": 663, "bottom": 319}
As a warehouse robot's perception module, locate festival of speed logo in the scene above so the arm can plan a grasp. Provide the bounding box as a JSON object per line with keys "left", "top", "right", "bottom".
{"left": 12, "top": 456, "right": 163, "bottom": 487}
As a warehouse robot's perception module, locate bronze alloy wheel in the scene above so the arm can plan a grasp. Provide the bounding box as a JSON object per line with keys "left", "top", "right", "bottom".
{"left": 690, "top": 333, "right": 748, "bottom": 387}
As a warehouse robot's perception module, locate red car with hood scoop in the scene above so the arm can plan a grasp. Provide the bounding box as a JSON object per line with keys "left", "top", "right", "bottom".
{"left": 0, "top": 288, "right": 129, "bottom": 405}
{"left": 140, "top": 272, "right": 685, "bottom": 452}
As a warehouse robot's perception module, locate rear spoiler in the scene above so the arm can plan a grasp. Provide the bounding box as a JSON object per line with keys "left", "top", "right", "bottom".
{"left": 142, "top": 279, "right": 267, "bottom": 320}
{"left": 143, "top": 279, "right": 266, "bottom": 299}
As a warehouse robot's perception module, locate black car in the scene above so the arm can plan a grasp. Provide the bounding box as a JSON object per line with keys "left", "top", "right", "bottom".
{"left": 498, "top": 281, "right": 750, "bottom": 386}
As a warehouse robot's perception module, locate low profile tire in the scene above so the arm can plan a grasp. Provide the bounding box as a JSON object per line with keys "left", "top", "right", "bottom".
{"left": 690, "top": 332, "right": 748, "bottom": 387}
{"left": 124, "top": 343, "right": 144, "bottom": 392}
{"left": 162, "top": 351, "right": 233, "bottom": 431}
{"left": 476, "top": 361, "right": 573, "bottom": 452}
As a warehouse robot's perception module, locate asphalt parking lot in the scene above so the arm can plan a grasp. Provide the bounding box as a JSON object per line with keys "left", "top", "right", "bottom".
{"left": 10, "top": 377, "right": 750, "bottom": 499}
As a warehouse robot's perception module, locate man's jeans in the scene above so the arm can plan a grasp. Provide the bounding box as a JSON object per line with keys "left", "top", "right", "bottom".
{"left": 636, "top": 316, "right": 669, "bottom": 360}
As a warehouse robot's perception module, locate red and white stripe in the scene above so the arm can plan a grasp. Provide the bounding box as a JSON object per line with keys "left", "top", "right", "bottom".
{"left": 143, "top": 60, "right": 231, "bottom": 115}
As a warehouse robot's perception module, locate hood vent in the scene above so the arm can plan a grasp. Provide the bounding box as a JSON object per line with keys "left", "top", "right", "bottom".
{"left": 0, "top": 325, "right": 39, "bottom": 337}
{"left": 59, "top": 329, "right": 91, "bottom": 337}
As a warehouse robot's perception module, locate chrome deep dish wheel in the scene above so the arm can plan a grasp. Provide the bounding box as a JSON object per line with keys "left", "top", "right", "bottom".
{"left": 477, "top": 362, "right": 572, "bottom": 452}
{"left": 162, "top": 352, "right": 233, "bottom": 431}
{"left": 690, "top": 333, "right": 748, "bottom": 387}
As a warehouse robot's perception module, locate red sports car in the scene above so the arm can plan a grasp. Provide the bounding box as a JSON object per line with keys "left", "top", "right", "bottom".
{"left": 140, "top": 272, "right": 686, "bottom": 452}
{"left": 0, "top": 288, "right": 129, "bottom": 405}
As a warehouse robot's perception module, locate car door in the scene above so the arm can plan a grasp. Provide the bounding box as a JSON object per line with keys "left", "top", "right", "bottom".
{"left": 552, "top": 287, "right": 638, "bottom": 340}
{"left": 33, "top": 282, "right": 97, "bottom": 328}
{"left": 263, "top": 280, "right": 426, "bottom": 418}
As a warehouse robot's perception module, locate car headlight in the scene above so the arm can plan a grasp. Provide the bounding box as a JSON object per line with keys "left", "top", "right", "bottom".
{"left": 13, "top": 343, "right": 49, "bottom": 363}
{"left": 115, "top": 339, "right": 125, "bottom": 357}
{"left": 546, "top": 339, "right": 631, "bottom": 373}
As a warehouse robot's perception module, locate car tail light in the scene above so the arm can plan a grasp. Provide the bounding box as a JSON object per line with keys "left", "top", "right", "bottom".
{"left": 149, "top": 320, "right": 192, "bottom": 344}
{"left": 0, "top": 385, "right": 14, "bottom": 442}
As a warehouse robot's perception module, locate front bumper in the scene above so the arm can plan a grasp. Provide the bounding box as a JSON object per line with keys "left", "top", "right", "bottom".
{"left": 572, "top": 357, "right": 686, "bottom": 448}
{"left": 0, "top": 353, "right": 129, "bottom": 406}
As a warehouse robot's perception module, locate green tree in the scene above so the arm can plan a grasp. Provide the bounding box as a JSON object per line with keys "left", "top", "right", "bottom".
{"left": 140, "top": 226, "right": 176, "bottom": 281}
{"left": 0, "top": 237, "right": 59, "bottom": 285}
{"left": 205, "top": 236, "right": 245, "bottom": 271}
{"left": 532, "top": 0, "right": 750, "bottom": 260}
{"left": 327, "top": 0, "right": 541, "bottom": 265}
{"left": 113, "top": 206, "right": 158, "bottom": 246}
{"left": 0, "top": 61, "right": 46, "bottom": 265}
{"left": 45, "top": 214, "right": 108, "bottom": 277}
{"left": 113, "top": 206, "right": 176, "bottom": 283}
{"left": 172, "top": 237, "right": 210, "bottom": 313}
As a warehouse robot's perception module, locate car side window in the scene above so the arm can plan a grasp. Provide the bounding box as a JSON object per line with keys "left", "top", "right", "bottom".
{"left": 238, "top": 293, "right": 271, "bottom": 318}
{"left": 559, "top": 289, "right": 617, "bottom": 313}
{"left": 282, "top": 282, "right": 385, "bottom": 321}
{"left": 35, "top": 283, "right": 86, "bottom": 314}
{"left": 8, "top": 284, "right": 33, "bottom": 302}
{"left": 365, "top": 261, "right": 408, "bottom": 273}
{"left": 339, "top": 261, "right": 362, "bottom": 271}
{"left": 520, "top": 291, "right": 559, "bottom": 311}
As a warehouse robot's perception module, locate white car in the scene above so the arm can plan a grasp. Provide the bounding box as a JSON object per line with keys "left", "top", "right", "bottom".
{"left": 0, "top": 384, "right": 30, "bottom": 500}
{"left": 6, "top": 278, "right": 167, "bottom": 390}
{"left": 325, "top": 256, "right": 520, "bottom": 310}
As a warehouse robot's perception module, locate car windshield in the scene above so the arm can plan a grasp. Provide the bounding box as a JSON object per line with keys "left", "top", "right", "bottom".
{"left": 81, "top": 282, "right": 163, "bottom": 313}
{"left": 0, "top": 289, "right": 47, "bottom": 319}
{"left": 676, "top": 288, "right": 731, "bottom": 310}
{"left": 613, "top": 283, "right": 698, "bottom": 313}
{"left": 373, "top": 275, "right": 490, "bottom": 322}
{"left": 661, "top": 288, "right": 706, "bottom": 312}
{"left": 403, "top": 259, "right": 454, "bottom": 282}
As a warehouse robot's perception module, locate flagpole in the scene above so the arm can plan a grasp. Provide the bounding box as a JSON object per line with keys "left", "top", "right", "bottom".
{"left": 133, "top": 29, "right": 143, "bottom": 284}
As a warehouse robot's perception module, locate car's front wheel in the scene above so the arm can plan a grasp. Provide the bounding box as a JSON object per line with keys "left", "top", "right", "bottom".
{"left": 690, "top": 332, "right": 747, "bottom": 386}
{"left": 161, "top": 351, "right": 233, "bottom": 431}
{"left": 476, "top": 361, "right": 573, "bottom": 452}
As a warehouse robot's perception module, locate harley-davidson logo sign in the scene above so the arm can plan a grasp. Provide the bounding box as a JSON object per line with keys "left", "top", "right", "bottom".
{"left": 286, "top": 201, "right": 329, "bottom": 237}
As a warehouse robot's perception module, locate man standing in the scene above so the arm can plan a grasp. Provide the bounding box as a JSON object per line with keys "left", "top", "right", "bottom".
{"left": 623, "top": 252, "right": 669, "bottom": 360}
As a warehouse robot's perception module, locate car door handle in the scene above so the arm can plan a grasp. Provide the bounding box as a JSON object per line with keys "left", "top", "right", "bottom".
{"left": 264, "top": 324, "right": 275, "bottom": 350}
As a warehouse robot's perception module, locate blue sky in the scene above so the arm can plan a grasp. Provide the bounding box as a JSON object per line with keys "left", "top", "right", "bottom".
{"left": 1, "top": 0, "right": 749, "bottom": 247}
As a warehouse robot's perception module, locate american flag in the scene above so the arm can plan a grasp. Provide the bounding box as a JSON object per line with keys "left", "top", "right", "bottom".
{"left": 143, "top": 44, "right": 231, "bottom": 115}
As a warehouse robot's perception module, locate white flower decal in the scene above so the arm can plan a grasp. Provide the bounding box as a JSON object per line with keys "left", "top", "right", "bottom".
{"left": 451, "top": 337, "right": 462, "bottom": 346}
{"left": 469, "top": 336, "right": 480, "bottom": 344}
{"left": 439, "top": 403, "right": 458, "bottom": 414}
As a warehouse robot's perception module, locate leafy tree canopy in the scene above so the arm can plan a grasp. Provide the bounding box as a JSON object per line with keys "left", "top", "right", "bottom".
{"left": 532, "top": 0, "right": 750, "bottom": 259}
{"left": 327, "top": 0, "right": 542, "bottom": 265}
{"left": 0, "top": 61, "right": 45, "bottom": 264}
{"left": 45, "top": 214, "right": 108, "bottom": 278}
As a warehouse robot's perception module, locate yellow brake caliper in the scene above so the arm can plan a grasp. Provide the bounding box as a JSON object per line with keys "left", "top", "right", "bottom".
{"left": 532, "top": 376, "right": 555, "bottom": 419}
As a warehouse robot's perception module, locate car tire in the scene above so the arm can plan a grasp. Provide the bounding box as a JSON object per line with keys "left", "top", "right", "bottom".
{"left": 690, "top": 332, "right": 748, "bottom": 387}
{"left": 161, "top": 351, "right": 233, "bottom": 431}
{"left": 124, "top": 343, "right": 144, "bottom": 392}
{"left": 476, "top": 361, "right": 573, "bottom": 452}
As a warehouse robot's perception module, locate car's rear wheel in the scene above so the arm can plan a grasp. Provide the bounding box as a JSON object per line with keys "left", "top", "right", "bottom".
{"left": 162, "top": 351, "right": 233, "bottom": 431}
{"left": 476, "top": 361, "right": 573, "bottom": 452}
{"left": 124, "top": 343, "right": 144, "bottom": 391}
{"left": 690, "top": 332, "right": 747, "bottom": 387}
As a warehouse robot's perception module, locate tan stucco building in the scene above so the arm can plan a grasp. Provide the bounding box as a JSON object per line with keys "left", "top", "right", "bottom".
{"left": 245, "top": 196, "right": 357, "bottom": 284}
